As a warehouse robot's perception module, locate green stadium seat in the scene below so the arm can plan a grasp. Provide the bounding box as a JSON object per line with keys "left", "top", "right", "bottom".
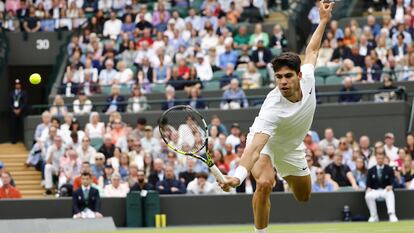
{"left": 191, "top": 0, "right": 204, "bottom": 12}
{"left": 90, "top": 138, "right": 104, "bottom": 151}
{"left": 204, "top": 81, "right": 220, "bottom": 91}
{"left": 337, "top": 186, "right": 355, "bottom": 192}
{"left": 325, "top": 75, "right": 343, "bottom": 85}
{"left": 152, "top": 83, "right": 165, "bottom": 93}
{"left": 271, "top": 48, "right": 282, "bottom": 57}
{"left": 235, "top": 70, "right": 244, "bottom": 78}
{"left": 258, "top": 69, "right": 269, "bottom": 86}
{"left": 120, "top": 84, "right": 131, "bottom": 95}
{"left": 315, "top": 66, "right": 332, "bottom": 78}
{"left": 212, "top": 71, "right": 225, "bottom": 81}
{"left": 101, "top": 86, "right": 112, "bottom": 95}
{"left": 315, "top": 76, "right": 325, "bottom": 86}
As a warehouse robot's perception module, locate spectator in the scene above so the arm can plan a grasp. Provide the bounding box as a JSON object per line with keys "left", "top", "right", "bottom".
{"left": 34, "top": 111, "right": 51, "bottom": 143}
{"left": 384, "top": 133, "right": 399, "bottom": 162}
{"left": 179, "top": 158, "right": 197, "bottom": 186}
{"left": 0, "top": 172, "right": 21, "bottom": 199}
{"left": 219, "top": 41, "right": 239, "bottom": 69}
{"left": 161, "top": 85, "right": 178, "bottom": 110}
{"left": 375, "top": 76, "right": 398, "bottom": 102}
{"left": 76, "top": 136, "right": 96, "bottom": 164}
{"left": 103, "top": 11, "right": 122, "bottom": 40}
{"left": 152, "top": 2, "right": 169, "bottom": 30}
{"left": 156, "top": 165, "right": 186, "bottom": 194}
{"left": 110, "top": 118, "right": 126, "bottom": 146}
{"left": 330, "top": 38, "right": 352, "bottom": 63}
{"left": 148, "top": 158, "right": 164, "bottom": 187}
{"left": 23, "top": 7, "right": 40, "bottom": 32}
{"left": 223, "top": 143, "right": 238, "bottom": 167}
{"left": 126, "top": 85, "right": 149, "bottom": 113}
{"left": 336, "top": 59, "right": 362, "bottom": 82}
{"left": 220, "top": 79, "right": 248, "bottom": 109}
{"left": 236, "top": 45, "right": 251, "bottom": 68}
{"left": 16, "top": 0, "right": 28, "bottom": 19}
{"left": 104, "top": 85, "right": 126, "bottom": 114}
{"left": 242, "top": 62, "right": 261, "bottom": 89}
{"left": 338, "top": 77, "right": 361, "bottom": 103}
{"left": 91, "top": 153, "right": 106, "bottom": 179}
{"left": 233, "top": 25, "right": 249, "bottom": 48}
{"left": 131, "top": 117, "right": 146, "bottom": 139}
{"left": 220, "top": 64, "right": 239, "bottom": 89}
{"left": 249, "top": 24, "right": 269, "bottom": 48}
{"left": 319, "top": 128, "right": 339, "bottom": 152}
{"left": 99, "top": 59, "right": 118, "bottom": 86}
{"left": 140, "top": 125, "right": 161, "bottom": 155}
{"left": 85, "top": 112, "right": 105, "bottom": 140}
{"left": 72, "top": 172, "right": 103, "bottom": 219}
{"left": 9, "top": 79, "right": 27, "bottom": 144}
{"left": 98, "top": 134, "right": 115, "bottom": 160}
{"left": 312, "top": 168, "right": 336, "bottom": 192}
{"left": 251, "top": 40, "right": 272, "bottom": 69}
{"left": 135, "top": 12, "right": 153, "bottom": 31}
{"left": 365, "top": 151, "right": 398, "bottom": 222}
{"left": 58, "top": 149, "right": 82, "bottom": 190}
{"left": 406, "top": 134, "right": 414, "bottom": 159}
{"left": 118, "top": 152, "right": 130, "bottom": 181}
{"left": 325, "top": 152, "right": 359, "bottom": 190}
{"left": 130, "top": 169, "right": 154, "bottom": 191}
{"left": 104, "top": 173, "right": 129, "bottom": 197}
{"left": 308, "top": 0, "right": 320, "bottom": 32}
{"left": 187, "top": 172, "right": 217, "bottom": 195}
{"left": 353, "top": 156, "right": 368, "bottom": 189}
{"left": 194, "top": 53, "right": 213, "bottom": 82}
{"left": 136, "top": 57, "right": 155, "bottom": 92}
{"left": 73, "top": 91, "right": 93, "bottom": 115}
{"left": 360, "top": 135, "right": 373, "bottom": 161}
{"left": 400, "top": 155, "right": 414, "bottom": 187}
{"left": 114, "top": 60, "right": 133, "bottom": 85}
{"left": 362, "top": 56, "right": 381, "bottom": 83}
{"left": 187, "top": 87, "right": 206, "bottom": 110}
{"left": 392, "top": 33, "right": 407, "bottom": 60}
{"left": 167, "top": 67, "right": 185, "bottom": 91}
{"left": 44, "top": 135, "right": 65, "bottom": 195}
{"left": 270, "top": 24, "right": 287, "bottom": 51}
{"left": 338, "top": 137, "right": 354, "bottom": 170}
{"left": 226, "top": 123, "right": 242, "bottom": 150}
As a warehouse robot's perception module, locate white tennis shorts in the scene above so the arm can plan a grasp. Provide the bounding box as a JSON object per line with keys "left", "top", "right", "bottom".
{"left": 247, "top": 133, "right": 310, "bottom": 178}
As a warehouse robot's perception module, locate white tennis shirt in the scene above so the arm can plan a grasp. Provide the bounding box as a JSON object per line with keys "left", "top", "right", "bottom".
{"left": 249, "top": 64, "right": 316, "bottom": 154}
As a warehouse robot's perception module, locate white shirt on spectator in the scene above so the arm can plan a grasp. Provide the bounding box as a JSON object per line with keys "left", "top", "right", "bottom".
{"left": 104, "top": 183, "right": 129, "bottom": 197}
{"left": 73, "top": 99, "right": 93, "bottom": 115}
{"left": 194, "top": 60, "right": 213, "bottom": 81}
{"left": 85, "top": 122, "right": 105, "bottom": 139}
{"left": 134, "top": 49, "right": 156, "bottom": 65}
{"left": 385, "top": 145, "right": 399, "bottom": 162}
{"left": 152, "top": 55, "right": 173, "bottom": 68}
{"left": 112, "top": 0, "right": 126, "bottom": 11}
{"left": 392, "top": 31, "right": 412, "bottom": 46}
{"left": 226, "top": 135, "right": 241, "bottom": 151}
{"left": 185, "top": 15, "right": 203, "bottom": 31}
{"left": 98, "top": 0, "right": 113, "bottom": 12}
{"left": 201, "top": 34, "right": 219, "bottom": 51}
{"left": 84, "top": 68, "right": 99, "bottom": 82}
{"left": 394, "top": 6, "right": 405, "bottom": 24}
{"left": 218, "top": 0, "right": 231, "bottom": 12}
{"left": 67, "top": 0, "right": 84, "bottom": 8}
{"left": 0, "top": 1, "right": 5, "bottom": 13}
{"left": 173, "top": 17, "right": 186, "bottom": 31}
{"left": 76, "top": 146, "right": 97, "bottom": 164}
{"left": 308, "top": 6, "right": 320, "bottom": 24}
{"left": 141, "top": 137, "right": 161, "bottom": 154}
{"left": 114, "top": 68, "right": 133, "bottom": 84}
{"left": 319, "top": 138, "right": 339, "bottom": 151}
{"left": 46, "top": 145, "right": 66, "bottom": 170}
{"left": 99, "top": 69, "right": 118, "bottom": 85}
{"left": 103, "top": 18, "right": 123, "bottom": 39}
{"left": 186, "top": 178, "right": 217, "bottom": 195}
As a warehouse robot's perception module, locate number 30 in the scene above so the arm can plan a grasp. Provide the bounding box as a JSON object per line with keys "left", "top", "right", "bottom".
{"left": 36, "top": 39, "right": 50, "bottom": 50}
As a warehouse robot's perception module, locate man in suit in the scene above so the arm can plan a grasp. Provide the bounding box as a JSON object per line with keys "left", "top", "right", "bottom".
{"left": 9, "top": 79, "right": 27, "bottom": 144}
{"left": 155, "top": 165, "right": 186, "bottom": 194}
{"left": 365, "top": 151, "right": 398, "bottom": 222}
{"left": 392, "top": 33, "right": 408, "bottom": 59}
{"left": 362, "top": 56, "right": 381, "bottom": 83}
{"left": 251, "top": 40, "right": 272, "bottom": 69}
{"left": 72, "top": 172, "right": 103, "bottom": 219}
{"left": 148, "top": 158, "right": 165, "bottom": 187}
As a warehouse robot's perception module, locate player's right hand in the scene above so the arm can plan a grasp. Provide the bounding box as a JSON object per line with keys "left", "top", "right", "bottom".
{"left": 219, "top": 176, "right": 241, "bottom": 192}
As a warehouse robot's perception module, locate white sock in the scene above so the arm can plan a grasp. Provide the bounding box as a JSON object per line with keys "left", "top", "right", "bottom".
{"left": 255, "top": 227, "right": 267, "bottom": 233}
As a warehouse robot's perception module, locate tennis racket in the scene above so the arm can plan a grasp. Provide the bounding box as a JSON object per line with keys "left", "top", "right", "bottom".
{"left": 159, "top": 105, "right": 226, "bottom": 183}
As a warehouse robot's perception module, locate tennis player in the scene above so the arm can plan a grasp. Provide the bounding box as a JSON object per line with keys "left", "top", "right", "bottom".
{"left": 219, "top": 2, "right": 334, "bottom": 232}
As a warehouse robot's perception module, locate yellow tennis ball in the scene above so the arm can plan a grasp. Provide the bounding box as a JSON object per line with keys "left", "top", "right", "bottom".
{"left": 29, "top": 73, "right": 42, "bottom": 85}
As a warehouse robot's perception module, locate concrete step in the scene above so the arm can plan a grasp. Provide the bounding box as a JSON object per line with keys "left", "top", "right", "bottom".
{"left": 20, "top": 190, "right": 45, "bottom": 197}
{"left": 0, "top": 158, "right": 27, "bottom": 164}
{"left": 0, "top": 154, "right": 28, "bottom": 159}
{"left": 15, "top": 180, "right": 42, "bottom": 185}
{"left": 18, "top": 184, "right": 42, "bottom": 190}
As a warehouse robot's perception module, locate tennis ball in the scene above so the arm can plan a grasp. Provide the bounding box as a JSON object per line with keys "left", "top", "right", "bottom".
{"left": 29, "top": 73, "right": 42, "bottom": 85}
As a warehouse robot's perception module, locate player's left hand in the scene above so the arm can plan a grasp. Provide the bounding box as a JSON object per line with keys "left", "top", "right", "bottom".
{"left": 319, "top": 0, "right": 334, "bottom": 22}
{"left": 218, "top": 176, "right": 240, "bottom": 192}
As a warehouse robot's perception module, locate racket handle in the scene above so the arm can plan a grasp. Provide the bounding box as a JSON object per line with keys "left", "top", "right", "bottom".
{"left": 210, "top": 164, "right": 226, "bottom": 183}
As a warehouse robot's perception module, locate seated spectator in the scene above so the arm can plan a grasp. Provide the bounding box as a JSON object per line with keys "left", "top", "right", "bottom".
{"left": 226, "top": 123, "right": 242, "bottom": 150}
{"left": 270, "top": 24, "right": 287, "bottom": 51}
{"left": 325, "top": 152, "right": 359, "bottom": 190}
{"left": 392, "top": 33, "right": 408, "bottom": 61}
{"left": 50, "top": 95, "right": 68, "bottom": 117}
{"left": 220, "top": 64, "right": 239, "bottom": 89}
{"left": 220, "top": 79, "right": 248, "bottom": 109}
{"left": 34, "top": 111, "right": 51, "bottom": 143}
{"left": 219, "top": 42, "right": 239, "bottom": 70}
{"left": 122, "top": 40, "right": 138, "bottom": 68}
{"left": 141, "top": 125, "right": 161, "bottom": 155}
{"left": 319, "top": 128, "right": 339, "bottom": 152}
{"left": 400, "top": 155, "right": 414, "bottom": 188}
{"left": 336, "top": 59, "right": 362, "bottom": 82}
{"left": 353, "top": 157, "right": 368, "bottom": 189}
{"left": 98, "top": 134, "right": 115, "bottom": 160}
{"left": 154, "top": 56, "right": 171, "bottom": 84}
{"left": 226, "top": 1, "right": 240, "bottom": 25}
{"left": 122, "top": 14, "right": 135, "bottom": 37}
{"left": 136, "top": 57, "right": 155, "bottom": 93}
{"left": 79, "top": 73, "right": 100, "bottom": 96}
{"left": 242, "top": 62, "right": 261, "bottom": 89}
{"left": 194, "top": 53, "right": 213, "bottom": 82}
{"left": 375, "top": 76, "right": 398, "bottom": 103}
{"left": 330, "top": 38, "right": 352, "bottom": 63}
{"left": 72, "top": 172, "right": 103, "bottom": 219}
{"left": 249, "top": 24, "right": 269, "bottom": 48}
{"left": 156, "top": 165, "right": 186, "bottom": 194}
{"left": 187, "top": 87, "right": 206, "bottom": 110}
{"left": 362, "top": 56, "right": 381, "bottom": 83}
{"left": 312, "top": 168, "right": 336, "bottom": 192}
{"left": 77, "top": 136, "right": 96, "bottom": 164}
{"left": 0, "top": 172, "right": 21, "bottom": 199}
{"left": 85, "top": 112, "right": 105, "bottom": 140}
{"left": 251, "top": 40, "right": 272, "bottom": 69}
{"left": 148, "top": 158, "right": 165, "bottom": 187}
{"left": 103, "top": 11, "right": 122, "bottom": 40}
{"left": 338, "top": 77, "right": 361, "bottom": 103}
{"left": 183, "top": 67, "right": 203, "bottom": 92}
{"left": 187, "top": 172, "right": 217, "bottom": 195}
{"left": 167, "top": 67, "right": 185, "bottom": 91}
{"left": 200, "top": 24, "right": 218, "bottom": 52}
{"left": 223, "top": 143, "right": 238, "bottom": 167}
{"left": 161, "top": 85, "right": 178, "bottom": 110}
{"left": 130, "top": 169, "right": 154, "bottom": 191}
{"left": 241, "top": 0, "right": 263, "bottom": 23}
{"left": 316, "top": 39, "right": 333, "bottom": 67}
{"left": 104, "top": 85, "right": 126, "bottom": 114}
{"left": 44, "top": 135, "right": 66, "bottom": 194}
{"left": 384, "top": 133, "right": 399, "bottom": 162}
{"left": 110, "top": 118, "right": 127, "bottom": 146}
{"left": 233, "top": 25, "right": 249, "bottom": 48}
{"left": 73, "top": 91, "right": 93, "bottom": 115}
{"left": 179, "top": 158, "right": 197, "bottom": 186}
{"left": 23, "top": 7, "right": 40, "bottom": 32}
{"left": 406, "top": 134, "right": 414, "bottom": 159}
{"left": 103, "top": 173, "right": 129, "bottom": 197}
{"left": 365, "top": 152, "right": 398, "bottom": 222}
{"left": 114, "top": 60, "right": 133, "bottom": 85}
{"left": 91, "top": 153, "right": 106, "bottom": 179}
{"left": 236, "top": 45, "right": 252, "bottom": 69}
{"left": 58, "top": 149, "right": 82, "bottom": 191}
{"left": 99, "top": 59, "right": 118, "bottom": 86}
{"left": 208, "top": 115, "right": 229, "bottom": 136}
{"left": 126, "top": 86, "right": 148, "bottom": 113}
{"left": 55, "top": 9, "right": 72, "bottom": 31}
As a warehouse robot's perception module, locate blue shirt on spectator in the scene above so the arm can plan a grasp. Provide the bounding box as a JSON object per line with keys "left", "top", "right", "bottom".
{"left": 219, "top": 51, "right": 239, "bottom": 69}
{"left": 312, "top": 181, "right": 334, "bottom": 192}
{"left": 41, "top": 19, "right": 55, "bottom": 32}
{"left": 370, "top": 23, "right": 381, "bottom": 38}
{"left": 156, "top": 178, "right": 186, "bottom": 194}
{"left": 219, "top": 73, "right": 239, "bottom": 88}
{"left": 221, "top": 88, "right": 249, "bottom": 108}
{"left": 122, "top": 23, "right": 135, "bottom": 34}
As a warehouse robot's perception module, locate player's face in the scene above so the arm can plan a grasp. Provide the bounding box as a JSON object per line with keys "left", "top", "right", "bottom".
{"left": 275, "top": 66, "right": 302, "bottom": 99}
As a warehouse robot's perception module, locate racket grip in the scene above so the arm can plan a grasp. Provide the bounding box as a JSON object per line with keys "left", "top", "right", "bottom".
{"left": 210, "top": 164, "right": 226, "bottom": 183}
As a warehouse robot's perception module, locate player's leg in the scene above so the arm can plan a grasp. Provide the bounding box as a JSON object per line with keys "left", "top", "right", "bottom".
{"left": 251, "top": 155, "right": 275, "bottom": 232}
{"left": 284, "top": 175, "right": 312, "bottom": 202}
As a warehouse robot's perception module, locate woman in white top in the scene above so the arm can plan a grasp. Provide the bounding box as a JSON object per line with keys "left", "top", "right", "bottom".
{"left": 242, "top": 62, "right": 262, "bottom": 89}
{"left": 114, "top": 60, "right": 133, "bottom": 84}
{"left": 50, "top": 95, "right": 68, "bottom": 117}
{"left": 85, "top": 112, "right": 105, "bottom": 139}
{"left": 73, "top": 91, "right": 93, "bottom": 115}
{"left": 127, "top": 85, "right": 149, "bottom": 113}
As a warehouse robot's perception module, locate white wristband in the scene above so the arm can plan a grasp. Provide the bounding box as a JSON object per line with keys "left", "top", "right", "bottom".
{"left": 233, "top": 166, "right": 248, "bottom": 186}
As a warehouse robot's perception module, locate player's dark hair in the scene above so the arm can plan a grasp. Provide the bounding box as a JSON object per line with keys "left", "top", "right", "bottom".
{"left": 271, "top": 52, "right": 301, "bottom": 74}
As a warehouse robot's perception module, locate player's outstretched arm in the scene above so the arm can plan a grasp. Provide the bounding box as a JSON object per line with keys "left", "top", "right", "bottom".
{"left": 219, "top": 133, "right": 269, "bottom": 191}
{"left": 303, "top": 1, "right": 334, "bottom": 66}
